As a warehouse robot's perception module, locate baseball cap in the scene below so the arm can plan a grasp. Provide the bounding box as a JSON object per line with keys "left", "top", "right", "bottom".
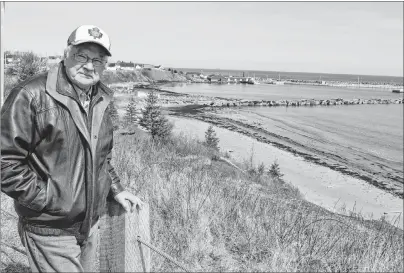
{"left": 67, "top": 25, "right": 112, "bottom": 56}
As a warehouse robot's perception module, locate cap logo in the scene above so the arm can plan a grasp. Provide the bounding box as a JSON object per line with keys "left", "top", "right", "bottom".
{"left": 88, "top": 27, "right": 103, "bottom": 39}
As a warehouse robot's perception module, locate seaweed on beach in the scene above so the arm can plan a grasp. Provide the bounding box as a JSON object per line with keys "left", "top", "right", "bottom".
{"left": 169, "top": 108, "right": 403, "bottom": 199}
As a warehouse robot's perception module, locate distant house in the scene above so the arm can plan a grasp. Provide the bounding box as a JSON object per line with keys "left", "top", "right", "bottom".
{"left": 186, "top": 72, "right": 200, "bottom": 77}
{"left": 135, "top": 64, "right": 143, "bottom": 70}
{"left": 142, "top": 64, "right": 155, "bottom": 70}
{"left": 107, "top": 63, "right": 117, "bottom": 71}
{"left": 5, "top": 54, "right": 18, "bottom": 64}
{"left": 119, "top": 62, "right": 135, "bottom": 71}
{"left": 186, "top": 72, "right": 207, "bottom": 79}
{"left": 154, "top": 65, "right": 164, "bottom": 70}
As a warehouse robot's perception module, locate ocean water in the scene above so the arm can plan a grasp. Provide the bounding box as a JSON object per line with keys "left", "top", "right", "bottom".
{"left": 164, "top": 83, "right": 404, "bottom": 194}
{"left": 163, "top": 82, "right": 404, "bottom": 101}
{"left": 239, "top": 105, "right": 403, "bottom": 190}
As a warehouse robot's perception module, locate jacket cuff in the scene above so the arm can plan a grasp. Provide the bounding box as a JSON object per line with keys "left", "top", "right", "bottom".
{"left": 110, "top": 182, "right": 125, "bottom": 198}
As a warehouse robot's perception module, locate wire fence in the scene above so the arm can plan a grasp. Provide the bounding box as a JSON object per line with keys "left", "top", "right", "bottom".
{"left": 1, "top": 208, "right": 190, "bottom": 272}
{"left": 137, "top": 236, "right": 190, "bottom": 272}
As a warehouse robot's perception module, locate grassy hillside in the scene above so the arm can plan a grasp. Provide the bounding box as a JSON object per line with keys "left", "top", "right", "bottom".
{"left": 111, "top": 129, "right": 403, "bottom": 272}
{"left": 102, "top": 69, "right": 187, "bottom": 85}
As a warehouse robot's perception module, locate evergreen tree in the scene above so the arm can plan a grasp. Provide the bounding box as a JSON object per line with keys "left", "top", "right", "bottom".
{"left": 108, "top": 99, "right": 120, "bottom": 130}
{"left": 124, "top": 96, "right": 138, "bottom": 128}
{"left": 268, "top": 160, "right": 284, "bottom": 179}
{"left": 204, "top": 125, "right": 220, "bottom": 151}
{"left": 139, "top": 90, "right": 173, "bottom": 140}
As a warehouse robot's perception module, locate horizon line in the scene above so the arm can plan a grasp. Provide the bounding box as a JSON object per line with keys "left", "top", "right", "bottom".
{"left": 175, "top": 67, "right": 404, "bottom": 79}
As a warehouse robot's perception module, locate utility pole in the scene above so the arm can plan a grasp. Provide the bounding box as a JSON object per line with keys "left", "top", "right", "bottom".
{"left": 1, "top": 1, "right": 5, "bottom": 107}
{"left": 0, "top": 6, "right": 4, "bottom": 272}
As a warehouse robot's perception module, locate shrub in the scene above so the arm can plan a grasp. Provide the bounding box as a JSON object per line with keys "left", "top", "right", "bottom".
{"left": 257, "top": 162, "right": 265, "bottom": 176}
{"left": 139, "top": 90, "right": 173, "bottom": 141}
{"left": 204, "top": 125, "right": 220, "bottom": 151}
{"left": 14, "top": 51, "right": 47, "bottom": 83}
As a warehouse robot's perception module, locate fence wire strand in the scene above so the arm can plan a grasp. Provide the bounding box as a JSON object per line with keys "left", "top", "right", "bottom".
{"left": 137, "top": 236, "right": 190, "bottom": 272}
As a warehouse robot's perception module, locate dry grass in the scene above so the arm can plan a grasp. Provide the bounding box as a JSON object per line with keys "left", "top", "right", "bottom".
{"left": 111, "top": 130, "right": 403, "bottom": 272}
{"left": 1, "top": 194, "right": 30, "bottom": 272}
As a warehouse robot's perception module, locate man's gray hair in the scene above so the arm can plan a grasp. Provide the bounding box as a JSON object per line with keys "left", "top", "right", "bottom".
{"left": 63, "top": 45, "right": 75, "bottom": 60}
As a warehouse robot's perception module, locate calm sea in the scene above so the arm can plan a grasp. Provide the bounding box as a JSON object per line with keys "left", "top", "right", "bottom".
{"left": 163, "top": 82, "right": 404, "bottom": 101}
{"left": 164, "top": 83, "right": 404, "bottom": 193}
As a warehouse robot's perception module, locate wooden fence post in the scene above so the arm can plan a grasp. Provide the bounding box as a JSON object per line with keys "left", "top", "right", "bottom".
{"left": 99, "top": 199, "right": 151, "bottom": 272}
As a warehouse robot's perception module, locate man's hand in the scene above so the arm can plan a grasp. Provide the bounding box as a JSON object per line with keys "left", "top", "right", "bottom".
{"left": 114, "top": 191, "right": 144, "bottom": 213}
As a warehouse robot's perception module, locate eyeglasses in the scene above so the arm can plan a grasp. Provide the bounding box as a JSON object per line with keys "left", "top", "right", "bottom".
{"left": 73, "top": 53, "right": 106, "bottom": 67}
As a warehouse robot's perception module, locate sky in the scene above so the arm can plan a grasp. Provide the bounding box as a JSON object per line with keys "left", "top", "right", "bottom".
{"left": 2, "top": 1, "right": 403, "bottom": 77}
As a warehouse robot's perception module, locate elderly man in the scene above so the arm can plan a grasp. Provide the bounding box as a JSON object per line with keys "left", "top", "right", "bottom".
{"left": 1, "top": 25, "right": 143, "bottom": 272}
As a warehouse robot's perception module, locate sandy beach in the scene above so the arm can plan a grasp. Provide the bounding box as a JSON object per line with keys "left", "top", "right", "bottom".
{"left": 168, "top": 115, "right": 404, "bottom": 229}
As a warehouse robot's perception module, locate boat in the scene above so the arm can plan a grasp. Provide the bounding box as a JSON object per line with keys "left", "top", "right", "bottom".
{"left": 239, "top": 77, "right": 257, "bottom": 84}
{"left": 392, "top": 88, "right": 404, "bottom": 93}
{"left": 275, "top": 72, "right": 285, "bottom": 85}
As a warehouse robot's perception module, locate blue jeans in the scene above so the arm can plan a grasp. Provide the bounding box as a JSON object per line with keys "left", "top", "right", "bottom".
{"left": 18, "top": 220, "right": 99, "bottom": 272}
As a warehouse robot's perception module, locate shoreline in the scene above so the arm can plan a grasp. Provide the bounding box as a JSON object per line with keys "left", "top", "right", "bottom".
{"left": 167, "top": 115, "right": 404, "bottom": 229}
{"left": 167, "top": 106, "right": 403, "bottom": 199}
{"left": 122, "top": 87, "right": 403, "bottom": 200}
{"left": 110, "top": 84, "right": 403, "bottom": 200}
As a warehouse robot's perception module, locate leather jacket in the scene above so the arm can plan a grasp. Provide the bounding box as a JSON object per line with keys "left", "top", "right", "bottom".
{"left": 1, "top": 62, "right": 124, "bottom": 237}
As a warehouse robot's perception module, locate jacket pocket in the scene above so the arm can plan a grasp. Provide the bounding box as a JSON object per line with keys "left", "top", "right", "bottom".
{"left": 44, "top": 178, "right": 73, "bottom": 216}
{"left": 22, "top": 180, "right": 47, "bottom": 212}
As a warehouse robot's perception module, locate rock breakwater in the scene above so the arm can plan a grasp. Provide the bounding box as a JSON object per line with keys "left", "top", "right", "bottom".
{"left": 206, "top": 97, "right": 403, "bottom": 108}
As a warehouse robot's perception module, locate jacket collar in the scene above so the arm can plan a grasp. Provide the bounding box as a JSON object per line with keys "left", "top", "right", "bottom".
{"left": 45, "top": 62, "right": 113, "bottom": 148}
{"left": 47, "top": 61, "right": 113, "bottom": 101}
